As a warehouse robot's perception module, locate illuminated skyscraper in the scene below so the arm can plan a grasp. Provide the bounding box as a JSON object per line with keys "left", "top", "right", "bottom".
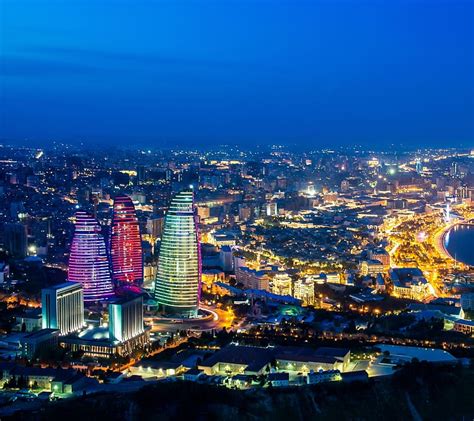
{"left": 68, "top": 212, "right": 115, "bottom": 302}
{"left": 110, "top": 196, "right": 143, "bottom": 285}
{"left": 154, "top": 191, "right": 201, "bottom": 318}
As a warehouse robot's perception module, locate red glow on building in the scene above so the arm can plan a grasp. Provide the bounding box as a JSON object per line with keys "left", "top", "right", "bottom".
{"left": 110, "top": 195, "right": 143, "bottom": 285}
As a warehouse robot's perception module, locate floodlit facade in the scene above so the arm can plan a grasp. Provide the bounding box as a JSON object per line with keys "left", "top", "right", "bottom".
{"left": 293, "top": 278, "right": 315, "bottom": 306}
{"left": 110, "top": 195, "right": 143, "bottom": 285}
{"left": 154, "top": 191, "right": 201, "bottom": 318}
{"left": 109, "top": 294, "right": 145, "bottom": 342}
{"left": 270, "top": 272, "right": 292, "bottom": 296}
{"left": 42, "top": 281, "right": 84, "bottom": 335}
{"left": 68, "top": 212, "right": 115, "bottom": 302}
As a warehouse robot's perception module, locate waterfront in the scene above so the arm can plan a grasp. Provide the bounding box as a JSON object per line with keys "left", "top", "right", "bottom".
{"left": 444, "top": 224, "right": 474, "bottom": 267}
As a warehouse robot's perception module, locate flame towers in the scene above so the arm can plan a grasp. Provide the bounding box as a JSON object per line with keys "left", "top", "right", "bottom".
{"left": 154, "top": 191, "right": 201, "bottom": 318}
{"left": 68, "top": 212, "right": 115, "bottom": 302}
{"left": 110, "top": 196, "right": 143, "bottom": 285}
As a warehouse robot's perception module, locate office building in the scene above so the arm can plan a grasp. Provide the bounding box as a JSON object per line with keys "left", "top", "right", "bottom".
{"left": 42, "top": 282, "right": 84, "bottom": 335}
{"left": 109, "top": 294, "right": 145, "bottom": 342}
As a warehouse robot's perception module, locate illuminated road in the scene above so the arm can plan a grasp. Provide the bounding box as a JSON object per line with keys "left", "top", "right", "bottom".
{"left": 145, "top": 304, "right": 235, "bottom": 333}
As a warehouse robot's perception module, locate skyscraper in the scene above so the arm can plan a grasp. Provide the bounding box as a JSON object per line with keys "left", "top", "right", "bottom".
{"left": 42, "top": 281, "right": 84, "bottom": 335}
{"left": 110, "top": 195, "right": 143, "bottom": 285}
{"left": 154, "top": 191, "right": 201, "bottom": 318}
{"left": 68, "top": 212, "right": 115, "bottom": 302}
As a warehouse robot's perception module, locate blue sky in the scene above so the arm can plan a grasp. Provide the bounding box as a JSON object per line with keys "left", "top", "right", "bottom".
{"left": 0, "top": 0, "right": 473, "bottom": 148}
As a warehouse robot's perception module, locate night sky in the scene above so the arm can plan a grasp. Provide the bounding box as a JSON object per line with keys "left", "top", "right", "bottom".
{"left": 1, "top": 0, "right": 473, "bottom": 148}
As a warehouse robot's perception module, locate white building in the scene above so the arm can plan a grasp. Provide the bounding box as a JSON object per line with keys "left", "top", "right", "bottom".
{"left": 293, "top": 278, "right": 315, "bottom": 305}
{"left": 235, "top": 267, "right": 270, "bottom": 291}
{"left": 42, "top": 282, "right": 84, "bottom": 335}
{"left": 270, "top": 272, "right": 292, "bottom": 296}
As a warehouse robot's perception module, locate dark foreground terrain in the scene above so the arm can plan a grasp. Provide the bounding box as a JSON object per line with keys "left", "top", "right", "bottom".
{"left": 6, "top": 362, "right": 474, "bottom": 421}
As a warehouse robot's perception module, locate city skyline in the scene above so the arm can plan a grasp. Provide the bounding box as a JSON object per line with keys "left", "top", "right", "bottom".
{"left": 0, "top": 0, "right": 473, "bottom": 417}
{"left": 0, "top": 143, "right": 473, "bottom": 417}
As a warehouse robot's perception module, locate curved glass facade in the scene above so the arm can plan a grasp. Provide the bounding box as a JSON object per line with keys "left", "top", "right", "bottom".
{"left": 111, "top": 195, "right": 143, "bottom": 285}
{"left": 154, "top": 191, "right": 201, "bottom": 318}
{"left": 68, "top": 212, "right": 115, "bottom": 302}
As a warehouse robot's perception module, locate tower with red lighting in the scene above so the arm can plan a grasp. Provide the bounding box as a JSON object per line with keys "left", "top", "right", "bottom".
{"left": 110, "top": 195, "right": 143, "bottom": 285}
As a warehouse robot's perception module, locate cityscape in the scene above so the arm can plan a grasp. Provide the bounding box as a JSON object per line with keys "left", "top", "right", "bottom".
{"left": 1, "top": 0, "right": 474, "bottom": 420}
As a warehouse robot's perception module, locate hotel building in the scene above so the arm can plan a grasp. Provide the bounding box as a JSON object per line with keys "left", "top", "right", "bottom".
{"left": 110, "top": 195, "right": 143, "bottom": 285}
{"left": 68, "top": 212, "right": 115, "bottom": 302}
{"left": 154, "top": 191, "right": 201, "bottom": 318}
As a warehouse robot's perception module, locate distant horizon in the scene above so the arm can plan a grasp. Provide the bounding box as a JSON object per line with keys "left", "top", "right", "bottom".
{"left": 0, "top": 137, "right": 473, "bottom": 153}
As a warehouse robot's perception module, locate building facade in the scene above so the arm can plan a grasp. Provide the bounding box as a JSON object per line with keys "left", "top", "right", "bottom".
{"left": 110, "top": 196, "right": 143, "bottom": 285}
{"left": 68, "top": 212, "right": 115, "bottom": 302}
{"left": 42, "top": 282, "right": 84, "bottom": 335}
{"left": 21, "top": 329, "right": 60, "bottom": 360}
{"left": 109, "top": 294, "right": 145, "bottom": 342}
{"left": 154, "top": 191, "right": 201, "bottom": 318}
{"left": 293, "top": 278, "right": 315, "bottom": 305}
{"left": 270, "top": 272, "right": 292, "bottom": 296}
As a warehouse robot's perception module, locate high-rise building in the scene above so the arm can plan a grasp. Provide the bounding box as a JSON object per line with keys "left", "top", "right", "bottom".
{"left": 68, "top": 212, "right": 115, "bottom": 302}
{"left": 42, "top": 281, "right": 84, "bottom": 335}
{"left": 110, "top": 196, "right": 143, "bottom": 285}
{"left": 154, "top": 191, "right": 201, "bottom": 318}
{"left": 109, "top": 294, "right": 144, "bottom": 342}
{"left": 3, "top": 222, "right": 28, "bottom": 258}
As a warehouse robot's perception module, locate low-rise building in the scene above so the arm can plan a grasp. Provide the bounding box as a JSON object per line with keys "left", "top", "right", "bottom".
{"left": 270, "top": 272, "right": 292, "bottom": 296}
{"left": 453, "top": 319, "right": 474, "bottom": 336}
{"left": 326, "top": 273, "right": 341, "bottom": 284}
{"left": 268, "top": 372, "right": 289, "bottom": 387}
{"left": 21, "top": 328, "right": 60, "bottom": 360}
{"left": 359, "top": 260, "right": 385, "bottom": 276}
{"left": 235, "top": 267, "right": 270, "bottom": 291}
{"left": 293, "top": 278, "right": 315, "bottom": 306}
{"left": 129, "top": 360, "right": 183, "bottom": 378}
{"left": 341, "top": 370, "right": 369, "bottom": 383}
{"left": 199, "top": 345, "right": 273, "bottom": 376}
{"left": 15, "top": 308, "right": 42, "bottom": 332}
{"left": 307, "top": 369, "right": 341, "bottom": 384}
{"left": 390, "top": 268, "right": 432, "bottom": 301}
{"left": 199, "top": 345, "right": 351, "bottom": 377}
